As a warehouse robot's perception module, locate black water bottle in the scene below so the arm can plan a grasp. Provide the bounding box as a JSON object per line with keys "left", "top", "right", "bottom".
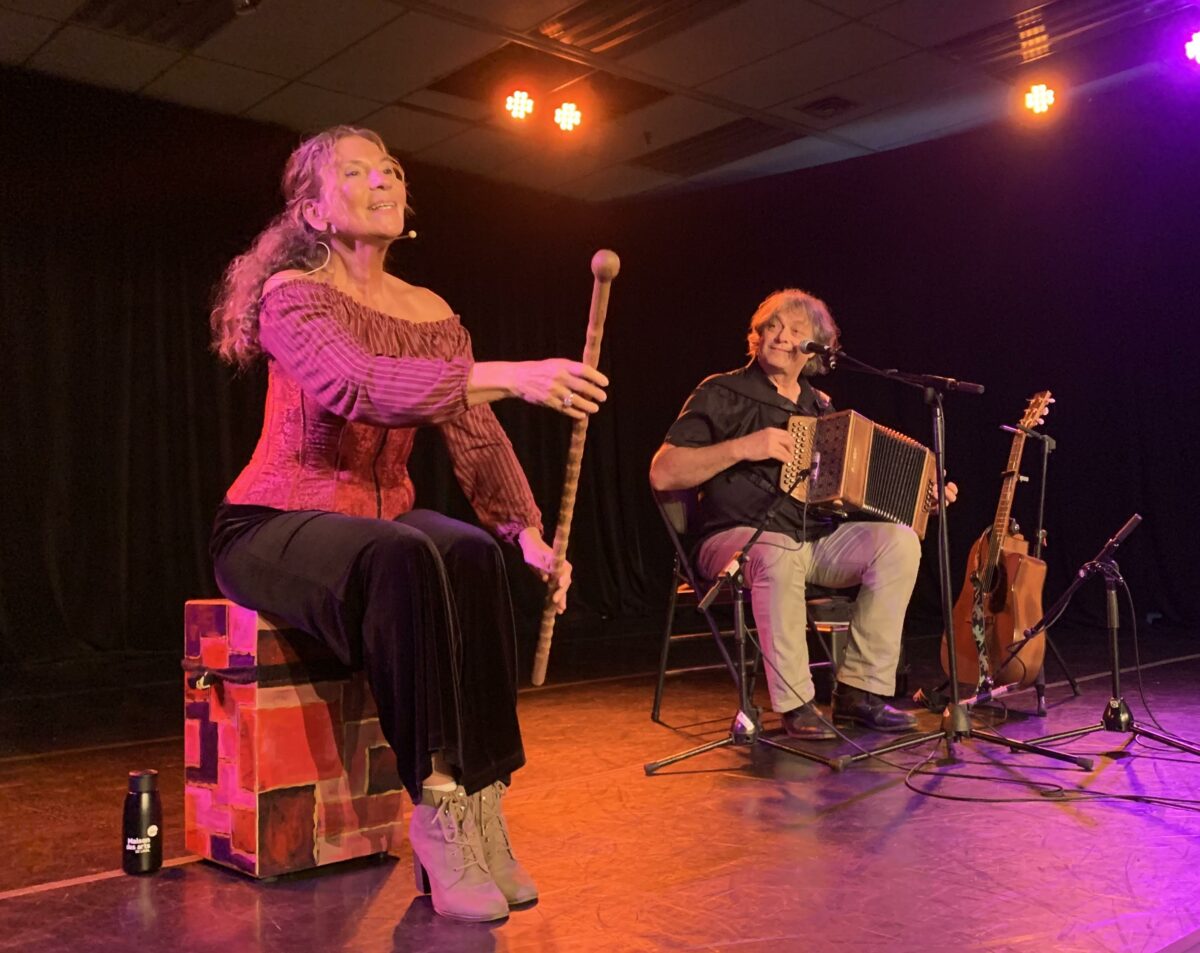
{"left": 122, "top": 769, "right": 162, "bottom": 874}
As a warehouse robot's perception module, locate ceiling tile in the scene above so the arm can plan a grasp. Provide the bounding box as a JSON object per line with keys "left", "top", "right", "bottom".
{"left": 833, "top": 78, "right": 1010, "bottom": 150}
{"left": 810, "top": 0, "right": 896, "bottom": 15}
{"left": 586, "top": 95, "right": 743, "bottom": 163}
{"left": 71, "top": 0, "right": 233, "bottom": 52}
{"left": 534, "top": 0, "right": 747, "bottom": 58}
{"left": 699, "top": 21, "right": 915, "bottom": 107}
{"left": 142, "top": 56, "right": 286, "bottom": 115}
{"left": 305, "top": 12, "right": 505, "bottom": 102}
{"left": 556, "top": 163, "right": 680, "bottom": 201}
{"left": 686, "top": 134, "right": 871, "bottom": 185}
{"left": 620, "top": 0, "right": 847, "bottom": 86}
{"left": 401, "top": 88, "right": 491, "bottom": 122}
{"left": 422, "top": 0, "right": 576, "bottom": 32}
{"left": 413, "top": 126, "right": 534, "bottom": 175}
{"left": 195, "top": 0, "right": 400, "bottom": 80}
{"left": 244, "top": 82, "right": 384, "bottom": 131}
{"left": 0, "top": 9, "right": 57, "bottom": 64}
{"left": 26, "top": 23, "right": 179, "bottom": 91}
{"left": 864, "top": 0, "right": 1036, "bottom": 48}
{"left": 1, "top": 0, "right": 85, "bottom": 19}
{"left": 631, "top": 116, "right": 804, "bottom": 176}
{"left": 775, "top": 50, "right": 972, "bottom": 127}
{"left": 361, "top": 104, "right": 472, "bottom": 154}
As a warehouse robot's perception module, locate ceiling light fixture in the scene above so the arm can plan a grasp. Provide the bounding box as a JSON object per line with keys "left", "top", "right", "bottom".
{"left": 505, "top": 90, "right": 534, "bottom": 120}
{"left": 1024, "top": 83, "right": 1056, "bottom": 114}
{"left": 554, "top": 102, "right": 582, "bottom": 132}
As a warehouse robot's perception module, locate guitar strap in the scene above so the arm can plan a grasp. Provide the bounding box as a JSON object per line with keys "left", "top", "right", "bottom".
{"left": 970, "top": 573, "right": 993, "bottom": 689}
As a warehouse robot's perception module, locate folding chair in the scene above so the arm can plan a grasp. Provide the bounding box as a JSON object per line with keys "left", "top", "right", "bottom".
{"left": 650, "top": 487, "right": 853, "bottom": 722}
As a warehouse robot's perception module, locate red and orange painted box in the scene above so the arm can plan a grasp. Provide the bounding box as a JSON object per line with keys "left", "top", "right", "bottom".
{"left": 183, "top": 599, "right": 405, "bottom": 878}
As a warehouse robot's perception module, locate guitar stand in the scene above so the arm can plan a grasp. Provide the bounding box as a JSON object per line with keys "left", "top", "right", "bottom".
{"left": 917, "top": 418, "right": 1081, "bottom": 719}
{"left": 1014, "top": 423, "right": 1081, "bottom": 714}
{"left": 1025, "top": 517, "right": 1200, "bottom": 757}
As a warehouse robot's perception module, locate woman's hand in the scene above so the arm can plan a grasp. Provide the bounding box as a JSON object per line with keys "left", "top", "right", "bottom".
{"left": 511, "top": 359, "right": 608, "bottom": 421}
{"left": 519, "top": 528, "right": 572, "bottom": 613}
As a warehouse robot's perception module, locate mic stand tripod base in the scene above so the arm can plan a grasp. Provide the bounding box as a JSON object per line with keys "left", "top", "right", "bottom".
{"left": 838, "top": 699, "right": 1095, "bottom": 770}
{"left": 1025, "top": 547, "right": 1200, "bottom": 759}
{"left": 1026, "top": 701, "right": 1200, "bottom": 757}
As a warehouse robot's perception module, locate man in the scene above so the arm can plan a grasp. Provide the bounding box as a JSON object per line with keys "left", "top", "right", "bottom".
{"left": 649, "top": 289, "right": 955, "bottom": 739}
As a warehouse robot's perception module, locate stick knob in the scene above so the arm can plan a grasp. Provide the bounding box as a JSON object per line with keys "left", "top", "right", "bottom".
{"left": 591, "top": 249, "right": 620, "bottom": 282}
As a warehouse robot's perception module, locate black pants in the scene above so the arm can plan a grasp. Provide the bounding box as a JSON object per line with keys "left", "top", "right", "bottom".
{"left": 210, "top": 502, "right": 525, "bottom": 800}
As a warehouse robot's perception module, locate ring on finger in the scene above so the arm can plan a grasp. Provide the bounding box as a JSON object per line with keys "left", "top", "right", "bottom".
{"left": 562, "top": 392, "right": 574, "bottom": 409}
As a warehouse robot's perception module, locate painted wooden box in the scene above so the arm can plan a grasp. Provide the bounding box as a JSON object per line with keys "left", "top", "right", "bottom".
{"left": 183, "top": 599, "right": 405, "bottom": 878}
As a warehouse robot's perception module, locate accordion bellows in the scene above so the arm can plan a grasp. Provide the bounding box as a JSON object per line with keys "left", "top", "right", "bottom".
{"left": 780, "top": 410, "right": 937, "bottom": 539}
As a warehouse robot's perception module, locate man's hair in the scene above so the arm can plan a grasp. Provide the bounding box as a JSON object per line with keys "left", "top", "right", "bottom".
{"left": 746, "top": 289, "right": 840, "bottom": 377}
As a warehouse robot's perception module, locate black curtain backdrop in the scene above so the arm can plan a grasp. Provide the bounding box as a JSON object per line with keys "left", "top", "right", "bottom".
{"left": 2, "top": 63, "right": 1196, "bottom": 672}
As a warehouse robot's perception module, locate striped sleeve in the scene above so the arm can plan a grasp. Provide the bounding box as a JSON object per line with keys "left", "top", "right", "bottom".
{"left": 437, "top": 332, "right": 542, "bottom": 543}
{"left": 258, "top": 281, "right": 470, "bottom": 427}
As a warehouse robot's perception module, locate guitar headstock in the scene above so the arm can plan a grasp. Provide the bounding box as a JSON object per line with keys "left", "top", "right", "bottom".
{"left": 1020, "top": 390, "right": 1054, "bottom": 430}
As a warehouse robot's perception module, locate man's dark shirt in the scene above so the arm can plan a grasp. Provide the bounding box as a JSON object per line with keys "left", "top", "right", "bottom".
{"left": 664, "top": 360, "right": 839, "bottom": 547}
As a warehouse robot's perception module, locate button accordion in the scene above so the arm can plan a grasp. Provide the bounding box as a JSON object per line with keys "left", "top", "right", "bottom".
{"left": 779, "top": 410, "right": 937, "bottom": 539}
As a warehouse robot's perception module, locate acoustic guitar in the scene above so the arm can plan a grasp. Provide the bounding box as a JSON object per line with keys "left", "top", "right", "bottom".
{"left": 941, "top": 391, "right": 1054, "bottom": 691}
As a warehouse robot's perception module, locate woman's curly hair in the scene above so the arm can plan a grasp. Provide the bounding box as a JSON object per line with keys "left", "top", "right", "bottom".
{"left": 209, "top": 125, "right": 397, "bottom": 368}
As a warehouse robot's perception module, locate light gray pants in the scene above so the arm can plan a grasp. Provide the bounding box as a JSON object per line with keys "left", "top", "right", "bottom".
{"left": 698, "top": 521, "right": 921, "bottom": 712}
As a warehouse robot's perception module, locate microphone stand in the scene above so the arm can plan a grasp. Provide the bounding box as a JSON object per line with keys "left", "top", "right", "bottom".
{"left": 1023, "top": 515, "right": 1200, "bottom": 755}
{"left": 645, "top": 464, "right": 846, "bottom": 774}
{"left": 820, "top": 348, "right": 1092, "bottom": 771}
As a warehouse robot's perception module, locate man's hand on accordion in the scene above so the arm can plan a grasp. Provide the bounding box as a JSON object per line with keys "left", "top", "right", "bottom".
{"left": 737, "top": 427, "right": 795, "bottom": 465}
{"left": 929, "top": 480, "right": 959, "bottom": 513}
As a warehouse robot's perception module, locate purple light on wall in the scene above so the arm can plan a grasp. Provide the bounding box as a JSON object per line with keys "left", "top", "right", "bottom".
{"left": 1187, "top": 31, "right": 1200, "bottom": 65}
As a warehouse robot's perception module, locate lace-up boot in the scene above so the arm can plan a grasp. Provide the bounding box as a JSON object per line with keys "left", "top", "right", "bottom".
{"left": 476, "top": 781, "right": 537, "bottom": 906}
{"left": 409, "top": 786, "right": 509, "bottom": 921}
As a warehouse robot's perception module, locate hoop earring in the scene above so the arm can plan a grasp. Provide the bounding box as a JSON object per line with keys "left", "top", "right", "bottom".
{"left": 300, "top": 241, "right": 332, "bottom": 277}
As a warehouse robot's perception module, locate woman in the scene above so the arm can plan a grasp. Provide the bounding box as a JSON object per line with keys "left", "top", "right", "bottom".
{"left": 208, "top": 126, "right": 607, "bottom": 922}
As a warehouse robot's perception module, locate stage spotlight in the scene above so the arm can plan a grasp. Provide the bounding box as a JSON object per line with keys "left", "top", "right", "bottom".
{"left": 1024, "top": 83, "right": 1056, "bottom": 114}
{"left": 554, "top": 102, "right": 582, "bottom": 132}
{"left": 505, "top": 90, "right": 534, "bottom": 120}
{"left": 1186, "top": 31, "right": 1200, "bottom": 65}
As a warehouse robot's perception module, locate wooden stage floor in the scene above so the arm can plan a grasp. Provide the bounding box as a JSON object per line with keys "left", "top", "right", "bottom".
{"left": 2, "top": 637, "right": 1200, "bottom": 952}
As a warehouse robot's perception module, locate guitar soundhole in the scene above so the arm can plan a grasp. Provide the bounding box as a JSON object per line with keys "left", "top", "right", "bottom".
{"left": 988, "top": 561, "right": 1009, "bottom": 613}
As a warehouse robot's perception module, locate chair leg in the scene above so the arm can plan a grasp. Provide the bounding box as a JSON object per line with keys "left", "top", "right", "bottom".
{"left": 813, "top": 626, "right": 834, "bottom": 673}
{"left": 705, "top": 608, "right": 739, "bottom": 685}
{"left": 894, "top": 639, "right": 909, "bottom": 699}
{"left": 651, "top": 572, "right": 681, "bottom": 723}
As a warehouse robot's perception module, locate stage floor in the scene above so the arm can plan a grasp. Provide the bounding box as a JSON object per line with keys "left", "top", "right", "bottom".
{"left": 2, "top": 632, "right": 1200, "bottom": 953}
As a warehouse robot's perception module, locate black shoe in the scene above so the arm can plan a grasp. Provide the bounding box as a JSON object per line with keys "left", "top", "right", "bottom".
{"left": 831, "top": 684, "right": 918, "bottom": 733}
{"left": 780, "top": 704, "right": 837, "bottom": 741}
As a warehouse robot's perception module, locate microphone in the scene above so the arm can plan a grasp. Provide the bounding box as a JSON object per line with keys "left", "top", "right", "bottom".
{"left": 396, "top": 230, "right": 417, "bottom": 240}
{"left": 923, "top": 374, "right": 984, "bottom": 395}
{"left": 799, "top": 339, "right": 837, "bottom": 356}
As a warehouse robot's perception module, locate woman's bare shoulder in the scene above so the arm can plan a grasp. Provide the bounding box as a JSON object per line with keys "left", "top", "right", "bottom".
{"left": 385, "top": 274, "right": 455, "bottom": 321}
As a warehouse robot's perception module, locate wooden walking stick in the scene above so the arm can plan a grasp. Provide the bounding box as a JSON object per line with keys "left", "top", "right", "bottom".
{"left": 530, "top": 249, "right": 620, "bottom": 686}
